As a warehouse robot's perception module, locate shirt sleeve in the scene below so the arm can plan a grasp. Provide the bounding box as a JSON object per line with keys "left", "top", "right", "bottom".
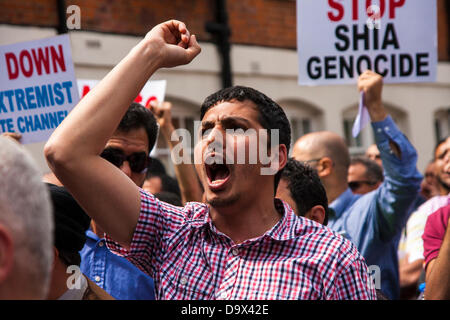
{"left": 330, "top": 237, "right": 377, "bottom": 300}
{"left": 404, "top": 208, "right": 427, "bottom": 263}
{"left": 105, "top": 188, "right": 188, "bottom": 277}
{"left": 422, "top": 205, "right": 450, "bottom": 270}
{"left": 371, "top": 116, "right": 423, "bottom": 242}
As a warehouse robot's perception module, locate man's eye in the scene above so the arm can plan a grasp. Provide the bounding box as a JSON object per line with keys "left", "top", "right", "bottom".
{"left": 201, "top": 128, "right": 211, "bottom": 138}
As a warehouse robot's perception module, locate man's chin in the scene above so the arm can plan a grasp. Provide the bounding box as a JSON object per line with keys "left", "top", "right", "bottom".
{"left": 207, "top": 193, "right": 240, "bottom": 208}
{"left": 437, "top": 178, "right": 450, "bottom": 193}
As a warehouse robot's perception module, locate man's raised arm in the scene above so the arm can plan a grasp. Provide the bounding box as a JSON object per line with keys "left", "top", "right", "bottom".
{"left": 358, "top": 70, "right": 422, "bottom": 241}
{"left": 44, "top": 20, "right": 201, "bottom": 248}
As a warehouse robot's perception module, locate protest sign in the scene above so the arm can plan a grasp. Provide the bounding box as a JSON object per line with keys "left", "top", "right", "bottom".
{"left": 297, "top": 0, "right": 437, "bottom": 85}
{"left": 0, "top": 34, "right": 78, "bottom": 143}
{"left": 77, "top": 79, "right": 167, "bottom": 107}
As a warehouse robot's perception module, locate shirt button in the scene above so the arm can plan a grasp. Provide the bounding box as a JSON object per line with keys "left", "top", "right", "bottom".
{"left": 384, "top": 126, "right": 390, "bottom": 131}
{"left": 221, "top": 292, "right": 228, "bottom": 299}
{"left": 98, "top": 242, "right": 104, "bottom": 247}
{"left": 377, "top": 128, "right": 382, "bottom": 133}
{"left": 180, "top": 277, "right": 188, "bottom": 285}
{"left": 231, "top": 248, "right": 239, "bottom": 256}
{"left": 94, "top": 276, "right": 101, "bottom": 282}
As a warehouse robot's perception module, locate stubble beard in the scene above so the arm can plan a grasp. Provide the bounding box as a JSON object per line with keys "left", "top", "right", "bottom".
{"left": 207, "top": 192, "right": 241, "bottom": 208}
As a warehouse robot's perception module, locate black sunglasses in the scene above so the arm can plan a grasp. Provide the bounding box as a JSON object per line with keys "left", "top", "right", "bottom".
{"left": 100, "top": 148, "right": 150, "bottom": 174}
{"left": 348, "top": 180, "right": 377, "bottom": 191}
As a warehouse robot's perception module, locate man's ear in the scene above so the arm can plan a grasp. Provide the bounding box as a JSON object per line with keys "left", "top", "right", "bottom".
{"left": 261, "top": 144, "right": 288, "bottom": 176}
{"left": 277, "top": 144, "right": 288, "bottom": 171}
{"left": 0, "top": 225, "right": 14, "bottom": 284}
{"left": 304, "top": 205, "right": 326, "bottom": 225}
{"left": 317, "top": 157, "right": 333, "bottom": 178}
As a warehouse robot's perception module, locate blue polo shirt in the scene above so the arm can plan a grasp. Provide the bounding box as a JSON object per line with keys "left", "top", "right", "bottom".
{"left": 328, "top": 116, "right": 422, "bottom": 300}
{"left": 80, "top": 230, "right": 155, "bottom": 300}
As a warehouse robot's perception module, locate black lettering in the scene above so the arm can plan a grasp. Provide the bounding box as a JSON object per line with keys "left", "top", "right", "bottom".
{"left": 353, "top": 24, "right": 370, "bottom": 51}
{"left": 324, "top": 56, "right": 337, "bottom": 79}
{"left": 335, "top": 25, "right": 350, "bottom": 51}
{"left": 382, "top": 23, "right": 400, "bottom": 50}
{"left": 307, "top": 57, "right": 322, "bottom": 80}
{"left": 399, "top": 54, "right": 413, "bottom": 77}
{"left": 416, "top": 53, "right": 429, "bottom": 76}
{"left": 391, "top": 54, "right": 397, "bottom": 77}
{"left": 373, "top": 27, "right": 379, "bottom": 50}
{"left": 374, "top": 55, "right": 388, "bottom": 77}
{"left": 339, "top": 55, "right": 354, "bottom": 79}
{"left": 357, "top": 55, "right": 372, "bottom": 74}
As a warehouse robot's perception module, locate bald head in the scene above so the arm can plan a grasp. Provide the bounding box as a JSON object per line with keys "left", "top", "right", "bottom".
{"left": 292, "top": 131, "right": 350, "bottom": 181}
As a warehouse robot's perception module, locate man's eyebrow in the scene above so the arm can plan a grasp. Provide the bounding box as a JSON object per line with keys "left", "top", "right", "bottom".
{"left": 201, "top": 117, "right": 252, "bottom": 126}
{"left": 437, "top": 148, "right": 450, "bottom": 159}
{"left": 221, "top": 116, "right": 252, "bottom": 126}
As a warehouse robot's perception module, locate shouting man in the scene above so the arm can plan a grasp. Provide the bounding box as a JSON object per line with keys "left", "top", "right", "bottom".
{"left": 45, "top": 20, "right": 375, "bottom": 300}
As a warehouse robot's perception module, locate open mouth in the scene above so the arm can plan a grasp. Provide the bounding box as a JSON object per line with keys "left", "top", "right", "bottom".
{"left": 205, "top": 161, "right": 231, "bottom": 191}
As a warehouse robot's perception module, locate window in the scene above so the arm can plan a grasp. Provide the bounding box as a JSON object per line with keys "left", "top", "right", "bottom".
{"left": 277, "top": 99, "right": 323, "bottom": 154}
{"left": 434, "top": 108, "right": 450, "bottom": 143}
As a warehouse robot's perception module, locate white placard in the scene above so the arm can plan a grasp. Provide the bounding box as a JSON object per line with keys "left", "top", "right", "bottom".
{"left": 0, "top": 34, "right": 79, "bottom": 143}
{"left": 297, "top": 0, "right": 437, "bottom": 85}
{"left": 77, "top": 79, "right": 167, "bottom": 108}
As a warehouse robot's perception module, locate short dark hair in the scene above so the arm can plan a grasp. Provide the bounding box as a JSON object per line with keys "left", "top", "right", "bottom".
{"left": 200, "top": 86, "right": 291, "bottom": 192}
{"left": 145, "top": 173, "right": 181, "bottom": 198}
{"left": 147, "top": 157, "right": 167, "bottom": 176}
{"left": 351, "top": 156, "right": 384, "bottom": 183}
{"left": 58, "top": 250, "right": 81, "bottom": 267}
{"left": 118, "top": 102, "right": 158, "bottom": 153}
{"left": 434, "top": 136, "right": 449, "bottom": 159}
{"left": 154, "top": 191, "right": 183, "bottom": 206}
{"left": 281, "top": 158, "right": 329, "bottom": 225}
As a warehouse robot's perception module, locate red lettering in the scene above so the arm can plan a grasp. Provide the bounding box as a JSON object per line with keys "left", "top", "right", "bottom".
{"left": 366, "top": 0, "right": 386, "bottom": 18}
{"left": 82, "top": 85, "right": 91, "bottom": 98}
{"left": 389, "top": 0, "right": 405, "bottom": 19}
{"left": 5, "top": 52, "right": 18, "bottom": 80}
{"left": 31, "top": 47, "right": 50, "bottom": 75}
{"left": 328, "top": 0, "right": 344, "bottom": 22}
{"left": 145, "top": 96, "right": 157, "bottom": 108}
{"left": 50, "top": 45, "right": 66, "bottom": 73}
{"left": 19, "top": 50, "right": 33, "bottom": 78}
{"left": 134, "top": 94, "right": 142, "bottom": 103}
{"left": 353, "top": 0, "right": 359, "bottom": 20}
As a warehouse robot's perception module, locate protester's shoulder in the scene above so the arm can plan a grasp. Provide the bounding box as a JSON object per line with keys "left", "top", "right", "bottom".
{"left": 419, "top": 195, "right": 450, "bottom": 215}
{"left": 344, "top": 190, "right": 375, "bottom": 217}
{"left": 293, "top": 216, "right": 364, "bottom": 265}
{"left": 426, "top": 204, "right": 450, "bottom": 228}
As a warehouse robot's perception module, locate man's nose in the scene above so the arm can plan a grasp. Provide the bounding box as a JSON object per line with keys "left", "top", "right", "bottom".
{"left": 120, "top": 160, "right": 132, "bottom": 178}
{"left": 205, "top": 126, "right": 225, "bottom": 146}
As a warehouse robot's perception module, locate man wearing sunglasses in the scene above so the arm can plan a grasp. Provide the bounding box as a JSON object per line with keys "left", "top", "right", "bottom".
{"left": 347, "top": 157, "right": 384, "bottom": 195}
{"left": 79, "top": 102, "right": 158, "bottom": 300}
{"left": 292, "top": 70, "right": 422, "bottom": 300}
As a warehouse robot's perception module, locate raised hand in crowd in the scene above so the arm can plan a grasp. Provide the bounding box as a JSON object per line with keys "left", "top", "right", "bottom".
{"left": 149, "top": 101, "right": 203, "bottom": 204}
{"left": 45, "top": 20, "right": 201, "bottom": 248}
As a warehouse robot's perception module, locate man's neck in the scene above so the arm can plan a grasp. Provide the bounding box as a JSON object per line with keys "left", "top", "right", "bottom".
{"left": 325, "top": 180, "right": 349, "bottom": 204}
{"left": 209, "top": 195, "right": 282, "bottom": 245}
{"left": 91, "top": 221, "right": 105, "bottom": 239}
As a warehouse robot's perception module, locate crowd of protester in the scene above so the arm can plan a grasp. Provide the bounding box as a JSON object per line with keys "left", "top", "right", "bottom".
{"left": 0, "top": 20, "right": 449, "bottom": 300}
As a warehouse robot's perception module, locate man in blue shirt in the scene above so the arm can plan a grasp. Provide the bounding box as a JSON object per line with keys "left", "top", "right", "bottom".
{"left": 292, "top": 70, "right": 422, "bottom": 299}
{"left": 79, "top": 103, "right": 156, "bottom": 299}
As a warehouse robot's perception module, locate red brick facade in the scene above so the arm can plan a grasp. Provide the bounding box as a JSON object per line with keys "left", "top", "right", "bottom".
{"left": 0, "top": 0, "right": 448, "bottom": 60}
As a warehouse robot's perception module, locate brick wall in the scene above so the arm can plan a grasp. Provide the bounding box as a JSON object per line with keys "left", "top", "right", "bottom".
{"left": 0, "top": 0, "right": 448, "bottom": 60}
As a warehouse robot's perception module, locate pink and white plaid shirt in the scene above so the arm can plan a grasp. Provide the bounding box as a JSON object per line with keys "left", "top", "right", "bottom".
{"left": 106, "top": 190, "right": 376, "bottom": 300}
